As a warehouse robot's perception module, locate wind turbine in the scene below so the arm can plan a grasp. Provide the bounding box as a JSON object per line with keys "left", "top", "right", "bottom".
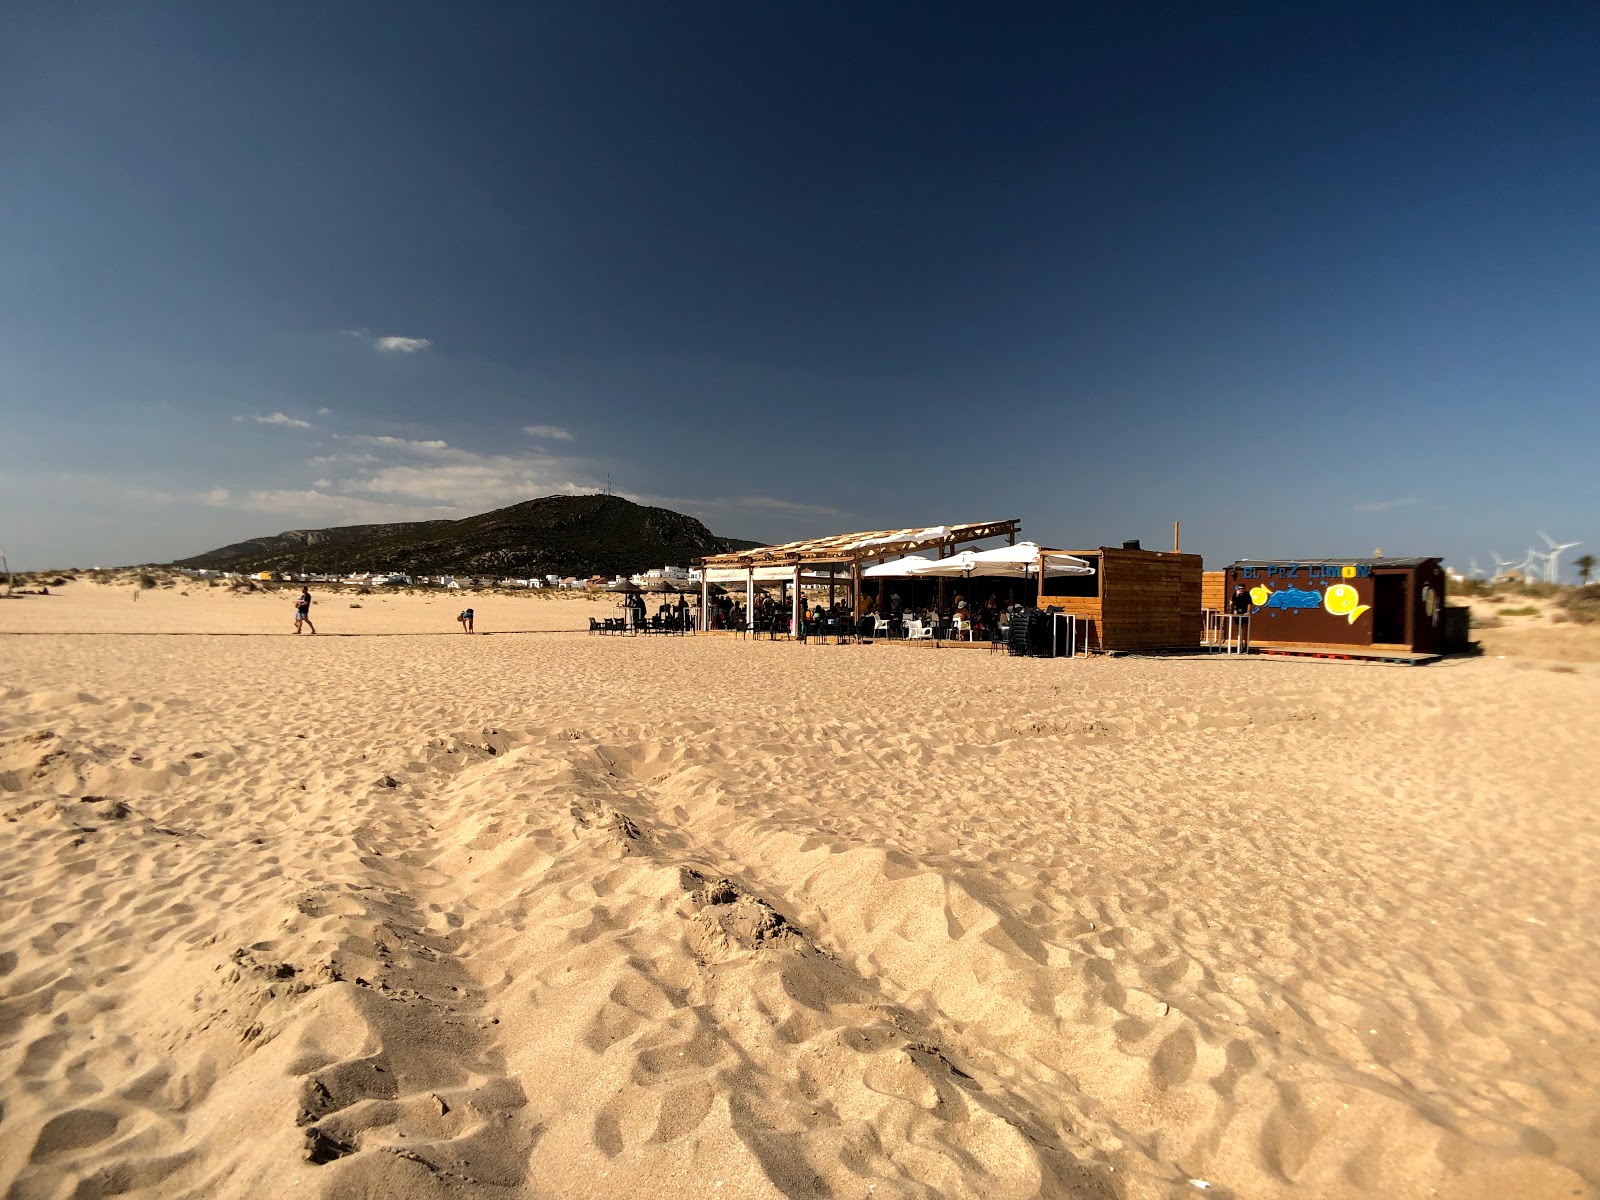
{"left": 1491, "top": 551, "right": 1517, "bottom": 582}
{"left": 1468, "top": 558, "right": 1485, "bottom": 579}
{"left": 1516, "top": 546, "right": 1547, "bottom": 584}
{"left": 1537, "top": 532, "right": 1581, "bottom": 585}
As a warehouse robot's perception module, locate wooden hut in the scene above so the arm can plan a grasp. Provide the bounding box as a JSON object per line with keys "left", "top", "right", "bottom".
{"left": 1222, "top": 557, "right": 1447, "bottom": 660}
{"left": 1037, "top": 544, "right": 1203, "bottom": 651}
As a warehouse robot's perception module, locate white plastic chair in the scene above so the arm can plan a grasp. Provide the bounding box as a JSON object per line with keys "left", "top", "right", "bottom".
{"left": 908, "top": 619, "right": 933, "bottom": 640}
{"left": 951, "top": 616, "right": 968, "bottom": 640}
{"left": 873, "top": 616, "right": 890, "bottom": 639}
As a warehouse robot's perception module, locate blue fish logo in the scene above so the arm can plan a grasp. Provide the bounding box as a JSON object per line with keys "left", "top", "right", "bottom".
{"left": 1262, "top": 587, "right": 1323, "bottom": 612}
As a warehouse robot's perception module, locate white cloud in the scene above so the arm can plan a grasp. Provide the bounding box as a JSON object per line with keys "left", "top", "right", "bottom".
{"left": 306, "top": 434, "right": 594, "bottom": 511}
{"left": 317, "top": 407, "right": 331, "bottom": 416}
{"left": 344, "top": 435, "right": 452, "bottom": 454}
{"left": 523, "top": 424, "right": 575, "bottom": 441}
{"left": 633, "top": 492, "right": 847, "bottom": 521}
{"left": 236, "top": 489, "right": 459, "bottom": 524}
{"left": 374, "top": 336, "right": 431, "bottom": 354}
{"left": 236, "top": 411, "right": 312, "bottom": 429}
{"left": 1353, "top": 497, "right": 1423, "bottom": 513}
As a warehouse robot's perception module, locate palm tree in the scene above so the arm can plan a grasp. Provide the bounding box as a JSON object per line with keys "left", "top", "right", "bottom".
{"left": 1575, "top": 553, "right": 1598, "bottom": 586}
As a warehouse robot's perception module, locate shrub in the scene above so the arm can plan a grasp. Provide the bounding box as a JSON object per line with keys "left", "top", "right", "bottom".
{"left": 1559, "top": 589, "right": 1600, "bottom": 625}
{"left": 1497, "top": 606, "right": 1540, "bottom": 617}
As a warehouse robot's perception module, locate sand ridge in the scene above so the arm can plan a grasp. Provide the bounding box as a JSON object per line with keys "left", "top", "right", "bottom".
{"left": 1, "top": 586, "right": 1598, "bottom": 1198}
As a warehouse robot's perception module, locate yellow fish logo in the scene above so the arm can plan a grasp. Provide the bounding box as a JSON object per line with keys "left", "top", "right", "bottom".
{"left": 1324, "top": 583, "right": 1370, "bottom": 624}
{"left": 1249, "top": 585, "right": 1270, "bottom": 607}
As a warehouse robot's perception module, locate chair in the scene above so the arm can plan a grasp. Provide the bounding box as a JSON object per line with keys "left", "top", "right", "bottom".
{"left": 950, "top": 615, "right": 968, "bottom": 641}
{"left": 872, "top": 616, "right": 890, "bottom": 640}
{"left": 908, "top": 619, "right": 934, "bottom": 641}
{"left": 588, "top": 617, "right": 603, "bottom": 635}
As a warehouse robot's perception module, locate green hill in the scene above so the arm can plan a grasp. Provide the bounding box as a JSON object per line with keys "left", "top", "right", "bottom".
{"left": 172, "top": 495, "right": 763, "bottom": 579}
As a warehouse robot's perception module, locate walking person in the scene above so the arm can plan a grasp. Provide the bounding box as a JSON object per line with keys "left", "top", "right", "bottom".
{"left": 458, "top": 606, "right": 475, "bottom": 634}
{"left": 294, "top": 587, "right": 316, "bottom": 635}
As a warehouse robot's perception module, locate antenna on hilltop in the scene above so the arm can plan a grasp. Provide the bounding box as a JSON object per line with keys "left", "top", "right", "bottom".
{"left": 1537, "top": 531, "right": 1581, "bottom": 585}
{"left": 605, "top": 473, "right": 612, "bottom": 496}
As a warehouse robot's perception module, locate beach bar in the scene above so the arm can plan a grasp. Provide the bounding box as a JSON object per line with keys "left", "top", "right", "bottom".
{"left": 695, "top": 519, "right": 1022, "bottom": 634}
{"left": 1222, "top": 557, "right": 1447, "bottom": 660}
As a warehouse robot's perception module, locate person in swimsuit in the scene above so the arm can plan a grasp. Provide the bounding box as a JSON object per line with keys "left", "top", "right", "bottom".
{"left": 458, "top": 607, "right": 475, "bottom": 634}
{"left": 294, "top": 588, "right": 316, "bottom": 635}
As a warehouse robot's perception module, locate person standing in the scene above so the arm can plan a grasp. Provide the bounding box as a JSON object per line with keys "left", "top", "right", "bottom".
{"left": 1228, "top": 583, "right": 1251, "bottom": 650}
{"left": 294, "top": 587, "right": 316, "bottom": 635}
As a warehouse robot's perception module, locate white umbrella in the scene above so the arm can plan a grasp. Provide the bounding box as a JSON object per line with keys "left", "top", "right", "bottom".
{"left": 967, "top": 542, "right": 1094, "bottom": 577}
{"left": 913, "top": 551, "right": 1027, "bottom": 578}
{"left": 1039, "top": 552, "right": 1095, "bottom": 577}
{"left": 862, "top": 554, "right": 939, "bottom": 578}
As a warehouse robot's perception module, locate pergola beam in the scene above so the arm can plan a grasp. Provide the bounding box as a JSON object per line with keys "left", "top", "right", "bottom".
{"left": 697, "top": 518, "right": 1022, "bottom": 572}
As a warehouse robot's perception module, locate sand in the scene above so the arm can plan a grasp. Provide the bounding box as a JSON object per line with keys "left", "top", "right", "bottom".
{"left": 2, "top": 582, "right": 1598, "bottom": 1199}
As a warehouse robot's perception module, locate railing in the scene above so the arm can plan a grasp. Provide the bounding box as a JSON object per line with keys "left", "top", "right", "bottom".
{"left": 1202, "top": 609, "right": 1250, "bottom": 653}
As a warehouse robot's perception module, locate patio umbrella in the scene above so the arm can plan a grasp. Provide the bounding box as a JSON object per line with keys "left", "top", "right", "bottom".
{"left": 611, "top": 580, "right": 642, "bottom": 594}
{"left": 862, "top": 554, "right": 939, "bottom": 578}
{"left": 965, "top": 542, "right": 1094, "bottom": 577}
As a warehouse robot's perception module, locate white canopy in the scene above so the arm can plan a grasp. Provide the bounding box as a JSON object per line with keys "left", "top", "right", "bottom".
{"left": 862, "top": 554, "right": 938, "bottom": 578}
{"left": 848, "top": 525, "right": 951, "bottom": 552}
{"left": 967, "top": 542, "right": 1095, "bottom": 577}
{"left": 863, "top": 543, "right": 1096, "bottom": 580}
{"left": 907, "top": 551, "right": 1029, "bottom": 579}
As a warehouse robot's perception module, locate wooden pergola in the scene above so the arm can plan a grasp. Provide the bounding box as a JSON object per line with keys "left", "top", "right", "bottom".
{"left": 694, "top": 518, "right": 1020, "bottom": 634}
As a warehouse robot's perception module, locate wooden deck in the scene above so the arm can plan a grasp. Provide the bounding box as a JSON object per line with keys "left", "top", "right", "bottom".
{"left": 1247, "top": 641, "right": 1440, "bottom": 665}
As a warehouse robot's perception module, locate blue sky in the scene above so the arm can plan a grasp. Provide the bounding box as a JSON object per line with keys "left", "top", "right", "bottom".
{"left": 2, "top": 3, "right": 1597, "bottom": 577}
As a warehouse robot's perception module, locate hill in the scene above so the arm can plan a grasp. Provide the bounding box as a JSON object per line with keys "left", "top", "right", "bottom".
{"left": 171, "top": 495, "right": 764, "bottom": 579}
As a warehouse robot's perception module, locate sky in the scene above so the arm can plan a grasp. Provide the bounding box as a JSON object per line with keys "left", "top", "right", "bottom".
{"left": 2, "top": 3, "right": 1597, "bottom": 577}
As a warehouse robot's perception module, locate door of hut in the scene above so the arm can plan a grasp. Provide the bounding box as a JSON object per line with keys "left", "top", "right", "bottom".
{"left": 1372, "top": 573, "right": 1409, "bottom": 644}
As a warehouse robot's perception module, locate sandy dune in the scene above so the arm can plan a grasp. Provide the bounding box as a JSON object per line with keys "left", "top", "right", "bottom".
{"left": 2, "top": 585, "right": 1597, "bottom": 1198}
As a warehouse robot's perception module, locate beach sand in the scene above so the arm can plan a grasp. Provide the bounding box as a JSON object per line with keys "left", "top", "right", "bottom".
{"left": 2, "top": 582, "right": 1597, "bottom": 1198}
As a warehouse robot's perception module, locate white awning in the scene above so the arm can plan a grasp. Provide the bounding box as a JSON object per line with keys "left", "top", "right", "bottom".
{"left": 967, "top": 542, "right": 1095, "bottom": 577}
{"left": 862, "top": 554, "right": 937, "bottom": 578}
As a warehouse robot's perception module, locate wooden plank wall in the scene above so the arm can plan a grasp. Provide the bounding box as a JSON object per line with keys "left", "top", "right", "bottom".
{"left": 1201, "top": 570, "right": 1225, "bottom": 612}
{"left": 1099, "top": 549, "right": 1203, "bottom": 650}
{"left": 1038, "top": 595, "right": 1102, "bottom": 650}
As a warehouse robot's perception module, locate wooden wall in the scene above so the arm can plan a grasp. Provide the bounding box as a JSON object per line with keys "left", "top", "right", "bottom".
{"left": 1099, "top": 549, "right": 1203, "bottom": 649}
{"left": 1201, "top": 570, "right": 1225, "bottom": 612}
{"left": 1039, "top": 548, "right": 1202, "bottom": 650}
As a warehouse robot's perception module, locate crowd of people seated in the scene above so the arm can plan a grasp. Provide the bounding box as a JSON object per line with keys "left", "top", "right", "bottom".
{"left": 857, "top": 592, "right": 1015, "bottom": 640}
{"left": 699, "top": 588, "right": 1027, "bottom": 641}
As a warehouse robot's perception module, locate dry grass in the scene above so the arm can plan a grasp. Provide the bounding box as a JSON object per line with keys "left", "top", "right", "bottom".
{"left": 1559, "top": 588, "right": 1600, "bottom": 624}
